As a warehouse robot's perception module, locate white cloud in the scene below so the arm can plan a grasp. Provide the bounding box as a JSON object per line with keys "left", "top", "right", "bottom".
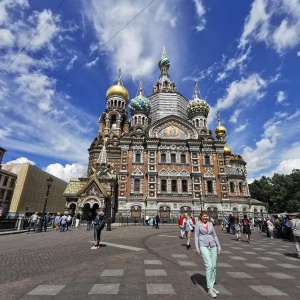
{"left": 27, "top": 9, "right": 60, "bottom": 51}
{"left": 86, "top": 56, "right": 99, "bottom": 68}
{"left": 239, "top": 0, "right": 300, "bottom": 53}
{"left": 273, "top": 159, "right": 300, "bottom": 175}
{"left": 235, "top": 124, "right": 248, "bottom": 133}
{"left": 66, "top": 54, "right": 78, "bottom": 71}
{"left": 3, "top": 157, "right": 35, "bottom": 166}
{"left": 229, "top": 109, "right": 242, "bottom": 123}
{"left": 216, "top": 74, "right": 266, "bottom": 109}
{"left": 0, "top": 28, "right": 14, "bottom": 48}
{"left": 276, "top": 90, "right": 287, "bottom": 104}
{"left": 242, "top": 109, "right": 300, "bottom": 176}
{"left": 44, "top": 162, "right": 87, "bottom": 182}
{"left": 84, "top": 0, "right": 181, "bottom": 81}
{"left": 193, "top": 0, "right": 206, "bottom": 31}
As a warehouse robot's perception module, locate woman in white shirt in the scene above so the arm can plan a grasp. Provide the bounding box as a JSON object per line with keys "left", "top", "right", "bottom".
{"left": 195, "top": 211, "right": 222, "bottom": 298}
{"left": 182, "top": 213, "right": 194, "bottom": 250}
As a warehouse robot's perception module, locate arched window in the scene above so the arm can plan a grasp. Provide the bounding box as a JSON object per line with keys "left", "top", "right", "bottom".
{"left": 111, "top": 116, "right": 117, "bottom": 129}
{"left": 171, "top": 153, "right": 176, "bottom": 163}
{"left": 161, "top": 179, "right": 167, "bottom": 192}
{"left": 181, "top": 154, "right": 186, "bottom": 163}
{"left": 230, "top": 182, "right": 234, "bottom": 193}
{"left": 161, "top": 153, "right": 166, "bottom": 163}
{"left": 239, "top": 182, "right": 243, "bottom": 193}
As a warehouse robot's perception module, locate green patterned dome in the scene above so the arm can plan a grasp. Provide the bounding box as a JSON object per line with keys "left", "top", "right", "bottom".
{"left": 158, "top": 57, "right": 170, "bottom": 68}
{"left": 187, "top": 98, "right": 210, "bottom": 118}
{"left": 128, "top": 82, "right": 151, "bottom": 116}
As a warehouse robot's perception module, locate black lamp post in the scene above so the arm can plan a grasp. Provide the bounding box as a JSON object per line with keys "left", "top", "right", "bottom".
{"left": 199, "top": 194, "right": 203, "bottom": 213}
{"left": 38, "top": 177, "right": 53, "bottom": 233}
{"left": 106, "top": 181, "right": 114, "bottom": 231}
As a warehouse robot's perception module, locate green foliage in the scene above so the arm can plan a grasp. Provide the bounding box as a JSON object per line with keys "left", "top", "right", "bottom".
{"left": 249, "top": 169, "right": 300, "bottom": 213}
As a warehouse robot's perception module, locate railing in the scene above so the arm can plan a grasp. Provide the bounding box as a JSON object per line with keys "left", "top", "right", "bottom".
{"left": 0, "top": 219, "right": 18, "bottom": 230}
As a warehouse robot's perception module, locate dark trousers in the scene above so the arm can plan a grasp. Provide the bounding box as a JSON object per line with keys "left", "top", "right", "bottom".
{"left": 28, "top": 221, "right": 37, "bottom": 233}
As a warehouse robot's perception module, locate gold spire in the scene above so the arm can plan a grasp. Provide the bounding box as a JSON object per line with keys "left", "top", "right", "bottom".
{"left": 106, "top": 68, "right": 129, "bottom": 100}
{"left": 215, "top": 110, "right": 227, "bottom": 137}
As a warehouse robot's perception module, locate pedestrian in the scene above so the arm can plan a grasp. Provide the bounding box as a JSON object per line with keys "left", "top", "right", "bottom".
{"left": 54, "top": 213, "right": 61, "bottom": 231}
{"left": 178, "top": 214, "right": 184, "bottom": 239}
{"left": 235, "top": 218, "right": 241, "bottom": 241}
{"left": 266, "top": 217, "right": 274, "bottom": 238}
{"left": 225, "top": 217, "right": 230, "bottom": 234}
{"left": 86, "top": 212, "right": 93, "bottom": 231}
{"left": 284, "top": 216, "right": 293, "bottom": 241}
{"left": 274, "top": 218, "right": 282, "bottom": 238}
{"left": 66, "top": 214, "right": 72, "bottom": 231}
{"left": 291, "top": 214, "right": 300, "bottom": 258}
{"left": 155, "top": 214, "right": 160, "bottom": 229}
{"left": 195, "top": 211, "right": 222, "bottom": 298}
{"left": 91, "top": 208, "right": 105, "bottom": 249}
{"left": 182, "top": 213, "right": 195, "bottom": 250}
{"left": 27, "top": 212, "right": 39, "bottom": 234}
{"left": 44, "top": 212, "right": 51, "bottom": 232}
{"left": 242, "top": 215, "right": 251, "bottom": 243}
{"left": 60, "top": 213, "right": 68, "bottom": 232}
{"left": 75, "top": 213, "right": 80, "bottom": 229}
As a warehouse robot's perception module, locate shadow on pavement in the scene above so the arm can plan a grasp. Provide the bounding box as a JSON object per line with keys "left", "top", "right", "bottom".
{"left": 190, "top": 273, "right": 207, "bottom": 291}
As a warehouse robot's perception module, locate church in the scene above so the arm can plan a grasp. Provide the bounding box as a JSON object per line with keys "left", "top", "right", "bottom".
{"left": 63, "top": 48, "right": 266, "bottom": 222}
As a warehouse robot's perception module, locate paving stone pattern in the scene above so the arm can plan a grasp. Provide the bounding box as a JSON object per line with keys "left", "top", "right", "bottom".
{"left": 0, "top": 225, "right": 299, "bottom": 299}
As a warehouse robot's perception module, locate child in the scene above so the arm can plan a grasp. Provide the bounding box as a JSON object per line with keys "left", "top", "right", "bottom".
{"left": 235, "top": 218, "right": 241, "bottom": 241}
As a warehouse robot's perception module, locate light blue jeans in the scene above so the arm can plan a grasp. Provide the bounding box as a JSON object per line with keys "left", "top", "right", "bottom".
{"left": 200, "top": 246, "right": 217, "bottom": 289}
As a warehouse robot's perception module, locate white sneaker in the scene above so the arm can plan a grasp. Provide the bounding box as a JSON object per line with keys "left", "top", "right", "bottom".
{"left": 208, "top": 291, "right": 217, "bottom": 298}
{"left": 213, "top": 288, "right": 219, "bottom": 295}
{"left": 91, "top": 245, "right": 99, "bottom": 249}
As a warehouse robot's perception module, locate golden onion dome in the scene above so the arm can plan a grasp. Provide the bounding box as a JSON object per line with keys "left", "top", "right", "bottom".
{"left": 224, "top": 144, "right": 232, "bottom": 156}
{"left": 215, "top": 123, "right": 227, "bottom": 136}
{"left": 106, "top": 79, "right": 129, "bottom": 100}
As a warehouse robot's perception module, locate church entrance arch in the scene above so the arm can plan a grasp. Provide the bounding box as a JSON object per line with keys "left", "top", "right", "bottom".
{"left": 159, "top": 206, "right": 170, "bottom": 219}
{"left": 91, "top": 203, "right": 99, "bottom": 217}
{"left": 69, "top": 203, "right": 76, "bottom": 216}
{"left": 83, "top": 203, "right": 91, "bottom": 220}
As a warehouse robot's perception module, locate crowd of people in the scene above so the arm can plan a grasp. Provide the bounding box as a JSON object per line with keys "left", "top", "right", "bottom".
{"left": 26, "top": 212, "right": 86, "bottom": 233}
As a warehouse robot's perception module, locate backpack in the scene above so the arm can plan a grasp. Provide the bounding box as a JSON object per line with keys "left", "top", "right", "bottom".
{"left": 95, "top": 215, "right": 106, "bottom": 230}
{"left": 243, "top": 219, "right": 249, "bottom": 226}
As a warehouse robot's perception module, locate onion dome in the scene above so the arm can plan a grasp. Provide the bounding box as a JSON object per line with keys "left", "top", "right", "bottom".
{"left": 158, "top": 46, "right": 170, "bottom": 68}
{"left": 187, "top": 82, "right": 210, "bottom": 118}
{"left": 128, "top": 81, "right": 151, "bottom": 116}
{"left": 224, "top": 144, "right": 232, "bottom": 156}
{"left": 106, "top": 69, "right": 129, "bottom": 100}
{"left": 215, "top": 110, "right": 227, "bottom": 137}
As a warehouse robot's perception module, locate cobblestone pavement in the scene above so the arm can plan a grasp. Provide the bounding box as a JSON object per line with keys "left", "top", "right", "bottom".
{"left": 0, "top": 224, "right": 299, "bottom": 300}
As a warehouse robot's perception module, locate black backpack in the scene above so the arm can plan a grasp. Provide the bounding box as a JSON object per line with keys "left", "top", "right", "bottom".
{"left": 95, "top": 215, "right": 106, "bottom": 230}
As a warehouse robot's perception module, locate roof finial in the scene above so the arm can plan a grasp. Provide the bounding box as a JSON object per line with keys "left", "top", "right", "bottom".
{"left": 138, "top": 80, "right": 143, "bottom": 96}
{"left": 216, "top": 110, "right": 221, "bottom": 125}
{"left": 118, "top": 68, "right": 122, "bottom": 85}
{"left": 162, "top": 46, "right": 167, "bottom": 58}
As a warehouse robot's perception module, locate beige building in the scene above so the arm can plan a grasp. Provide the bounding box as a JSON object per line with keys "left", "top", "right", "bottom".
{"left": 2, "top": 163, "right": 68, "bottom": 217}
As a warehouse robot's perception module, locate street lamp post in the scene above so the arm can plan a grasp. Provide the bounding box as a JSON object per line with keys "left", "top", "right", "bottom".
{"left": 199, "top": 194, "right": 203, "bottom": 213}
{"left": 106, "top": 181, "right": 114, "bottom": 231}
{"left": 38, "top": 177, "right": 53, "bottom": 233}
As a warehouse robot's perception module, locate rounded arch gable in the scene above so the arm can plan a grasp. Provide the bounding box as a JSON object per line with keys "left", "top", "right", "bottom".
{"left": 149, "top": 117, "right": 198, "bottom": 139}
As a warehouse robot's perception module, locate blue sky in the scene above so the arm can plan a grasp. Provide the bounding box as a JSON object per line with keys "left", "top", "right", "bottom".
{"left": 0, "top": 0, "right": 300, "bottom": 182}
